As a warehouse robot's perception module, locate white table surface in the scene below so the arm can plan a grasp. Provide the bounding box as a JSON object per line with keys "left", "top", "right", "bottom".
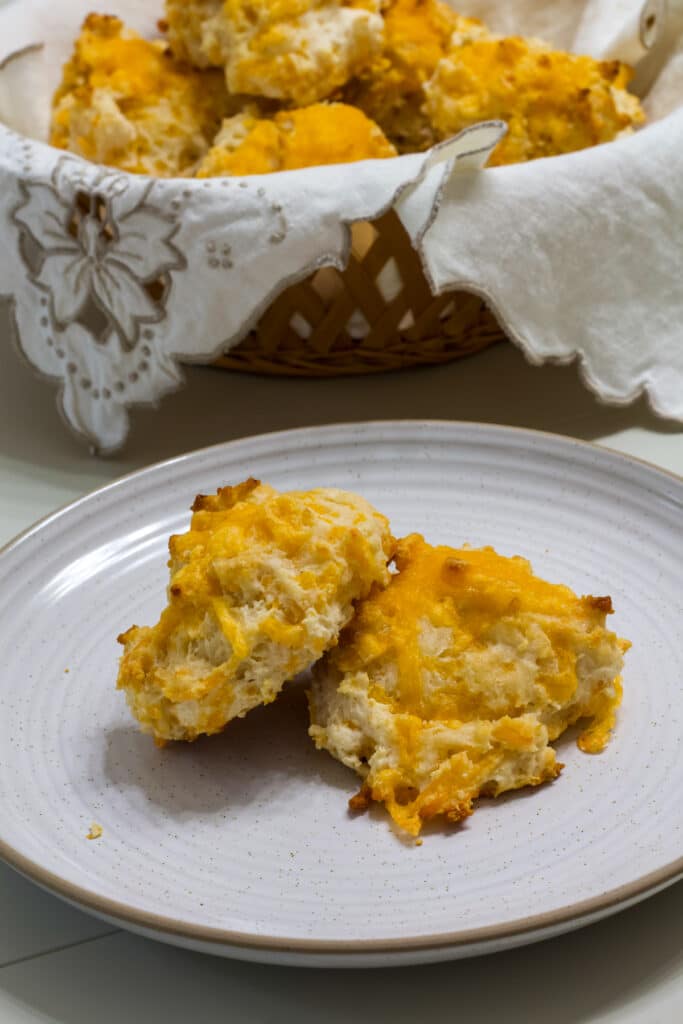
{"left": 1, "top": 329, "right": 682, "bottom": 1023}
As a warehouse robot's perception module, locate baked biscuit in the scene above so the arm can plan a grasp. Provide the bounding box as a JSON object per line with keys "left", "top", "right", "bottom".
{"left": 309, "top": 534, "right": 629, "bottom": 835}
{"left": 196, "top": 102, "right": 396, "bottom": 176}
{"left": 165, "top": 0, "right": 385, "bottom": 106}
{"left": 346, "top": 0, "right": 488, "bottom": 152}
{"left": 50, "top": 13, "right": 230, "bottom": 176}
{"left": 425, "top": 35, "right": 645, "bottom": 165}
{"left": 117, "top": 479, "right": 393, "bottom": 744}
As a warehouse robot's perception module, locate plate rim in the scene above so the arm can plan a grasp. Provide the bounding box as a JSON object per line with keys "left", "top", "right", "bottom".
{"left": 1, "top": 419, "right": 682, "bottom": 956}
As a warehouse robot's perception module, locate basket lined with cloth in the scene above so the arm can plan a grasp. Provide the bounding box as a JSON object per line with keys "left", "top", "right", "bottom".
{"left": 0, "top": 0, "right": 682, "bottom": 451}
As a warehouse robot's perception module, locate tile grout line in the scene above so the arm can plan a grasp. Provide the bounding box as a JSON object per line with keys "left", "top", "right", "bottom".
{"left": 0, "top": 929, "right": 121, "bottom": 971}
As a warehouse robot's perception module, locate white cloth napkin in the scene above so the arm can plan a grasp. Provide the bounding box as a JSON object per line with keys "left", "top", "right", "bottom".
{"left": 0, "top": 0, "right": 681, "bottom": 451}
{"left": 420, "top": 108, "right": 683, "bottom": 418}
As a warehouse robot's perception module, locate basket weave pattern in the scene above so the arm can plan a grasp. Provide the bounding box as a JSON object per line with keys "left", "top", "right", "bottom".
{"left": 215, "top": 210, "right": 505, "bottom": 376}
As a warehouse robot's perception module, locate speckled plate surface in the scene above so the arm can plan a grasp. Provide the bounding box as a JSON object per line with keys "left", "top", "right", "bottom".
{"left": 0, "top": 422, "right": 681, "bottom": 967}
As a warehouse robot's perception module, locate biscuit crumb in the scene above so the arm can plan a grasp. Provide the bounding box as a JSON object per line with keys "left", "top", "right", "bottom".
{"left": 86, "top": 823, "right": 103, "bottom": 840}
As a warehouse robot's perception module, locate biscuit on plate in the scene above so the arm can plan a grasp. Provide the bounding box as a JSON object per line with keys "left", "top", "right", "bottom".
{"left": 117, "top": 479, "right": 393, "bottom": 744}
{"left": 309, "top": 533, "right": 629, "bottom": 835}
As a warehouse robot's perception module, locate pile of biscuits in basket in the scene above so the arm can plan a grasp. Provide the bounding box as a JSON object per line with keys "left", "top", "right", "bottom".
{"left": 50, "top": 0, "right": 646, "bottom": 177}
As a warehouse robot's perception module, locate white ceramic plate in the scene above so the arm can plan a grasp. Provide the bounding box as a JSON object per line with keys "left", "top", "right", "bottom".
{"left": 0, "top": 422, "right": 681, "bottom": 968}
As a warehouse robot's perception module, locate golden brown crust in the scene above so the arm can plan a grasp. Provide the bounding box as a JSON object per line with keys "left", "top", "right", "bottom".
{"left": 52, "top": 4, "right": 645, "bottom": 177}
{"left": 348, "top": 785, "right": 372, "bottom": 812}
{"left": 190, "top": 478, "right": 261, "bottom": 513}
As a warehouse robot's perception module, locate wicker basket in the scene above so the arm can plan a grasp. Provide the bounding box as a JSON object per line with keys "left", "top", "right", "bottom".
{"left": 214, "top": 209, "right": 505, "bottom": 376}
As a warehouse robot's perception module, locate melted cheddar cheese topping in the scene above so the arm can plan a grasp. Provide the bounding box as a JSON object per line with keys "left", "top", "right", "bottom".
{"left": 425, "top": 35, "right": 645, "bottom": 166}
{"left": 309, "top": 534, "right": 629, "bottom": 835}
{"left": 346, "top": 0, "right": 487, "bottom": 151}
{"left": 50, "top": 5, "right": 645, "bottom": 176}
{"left": 196, "top": 103, "right": 396, "bottom": 176}
{"left": 167, "top": 0, "right": 384, "bottom": 106}
{"left": 117, "top": 479, "right": 393, "bottom": 743}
